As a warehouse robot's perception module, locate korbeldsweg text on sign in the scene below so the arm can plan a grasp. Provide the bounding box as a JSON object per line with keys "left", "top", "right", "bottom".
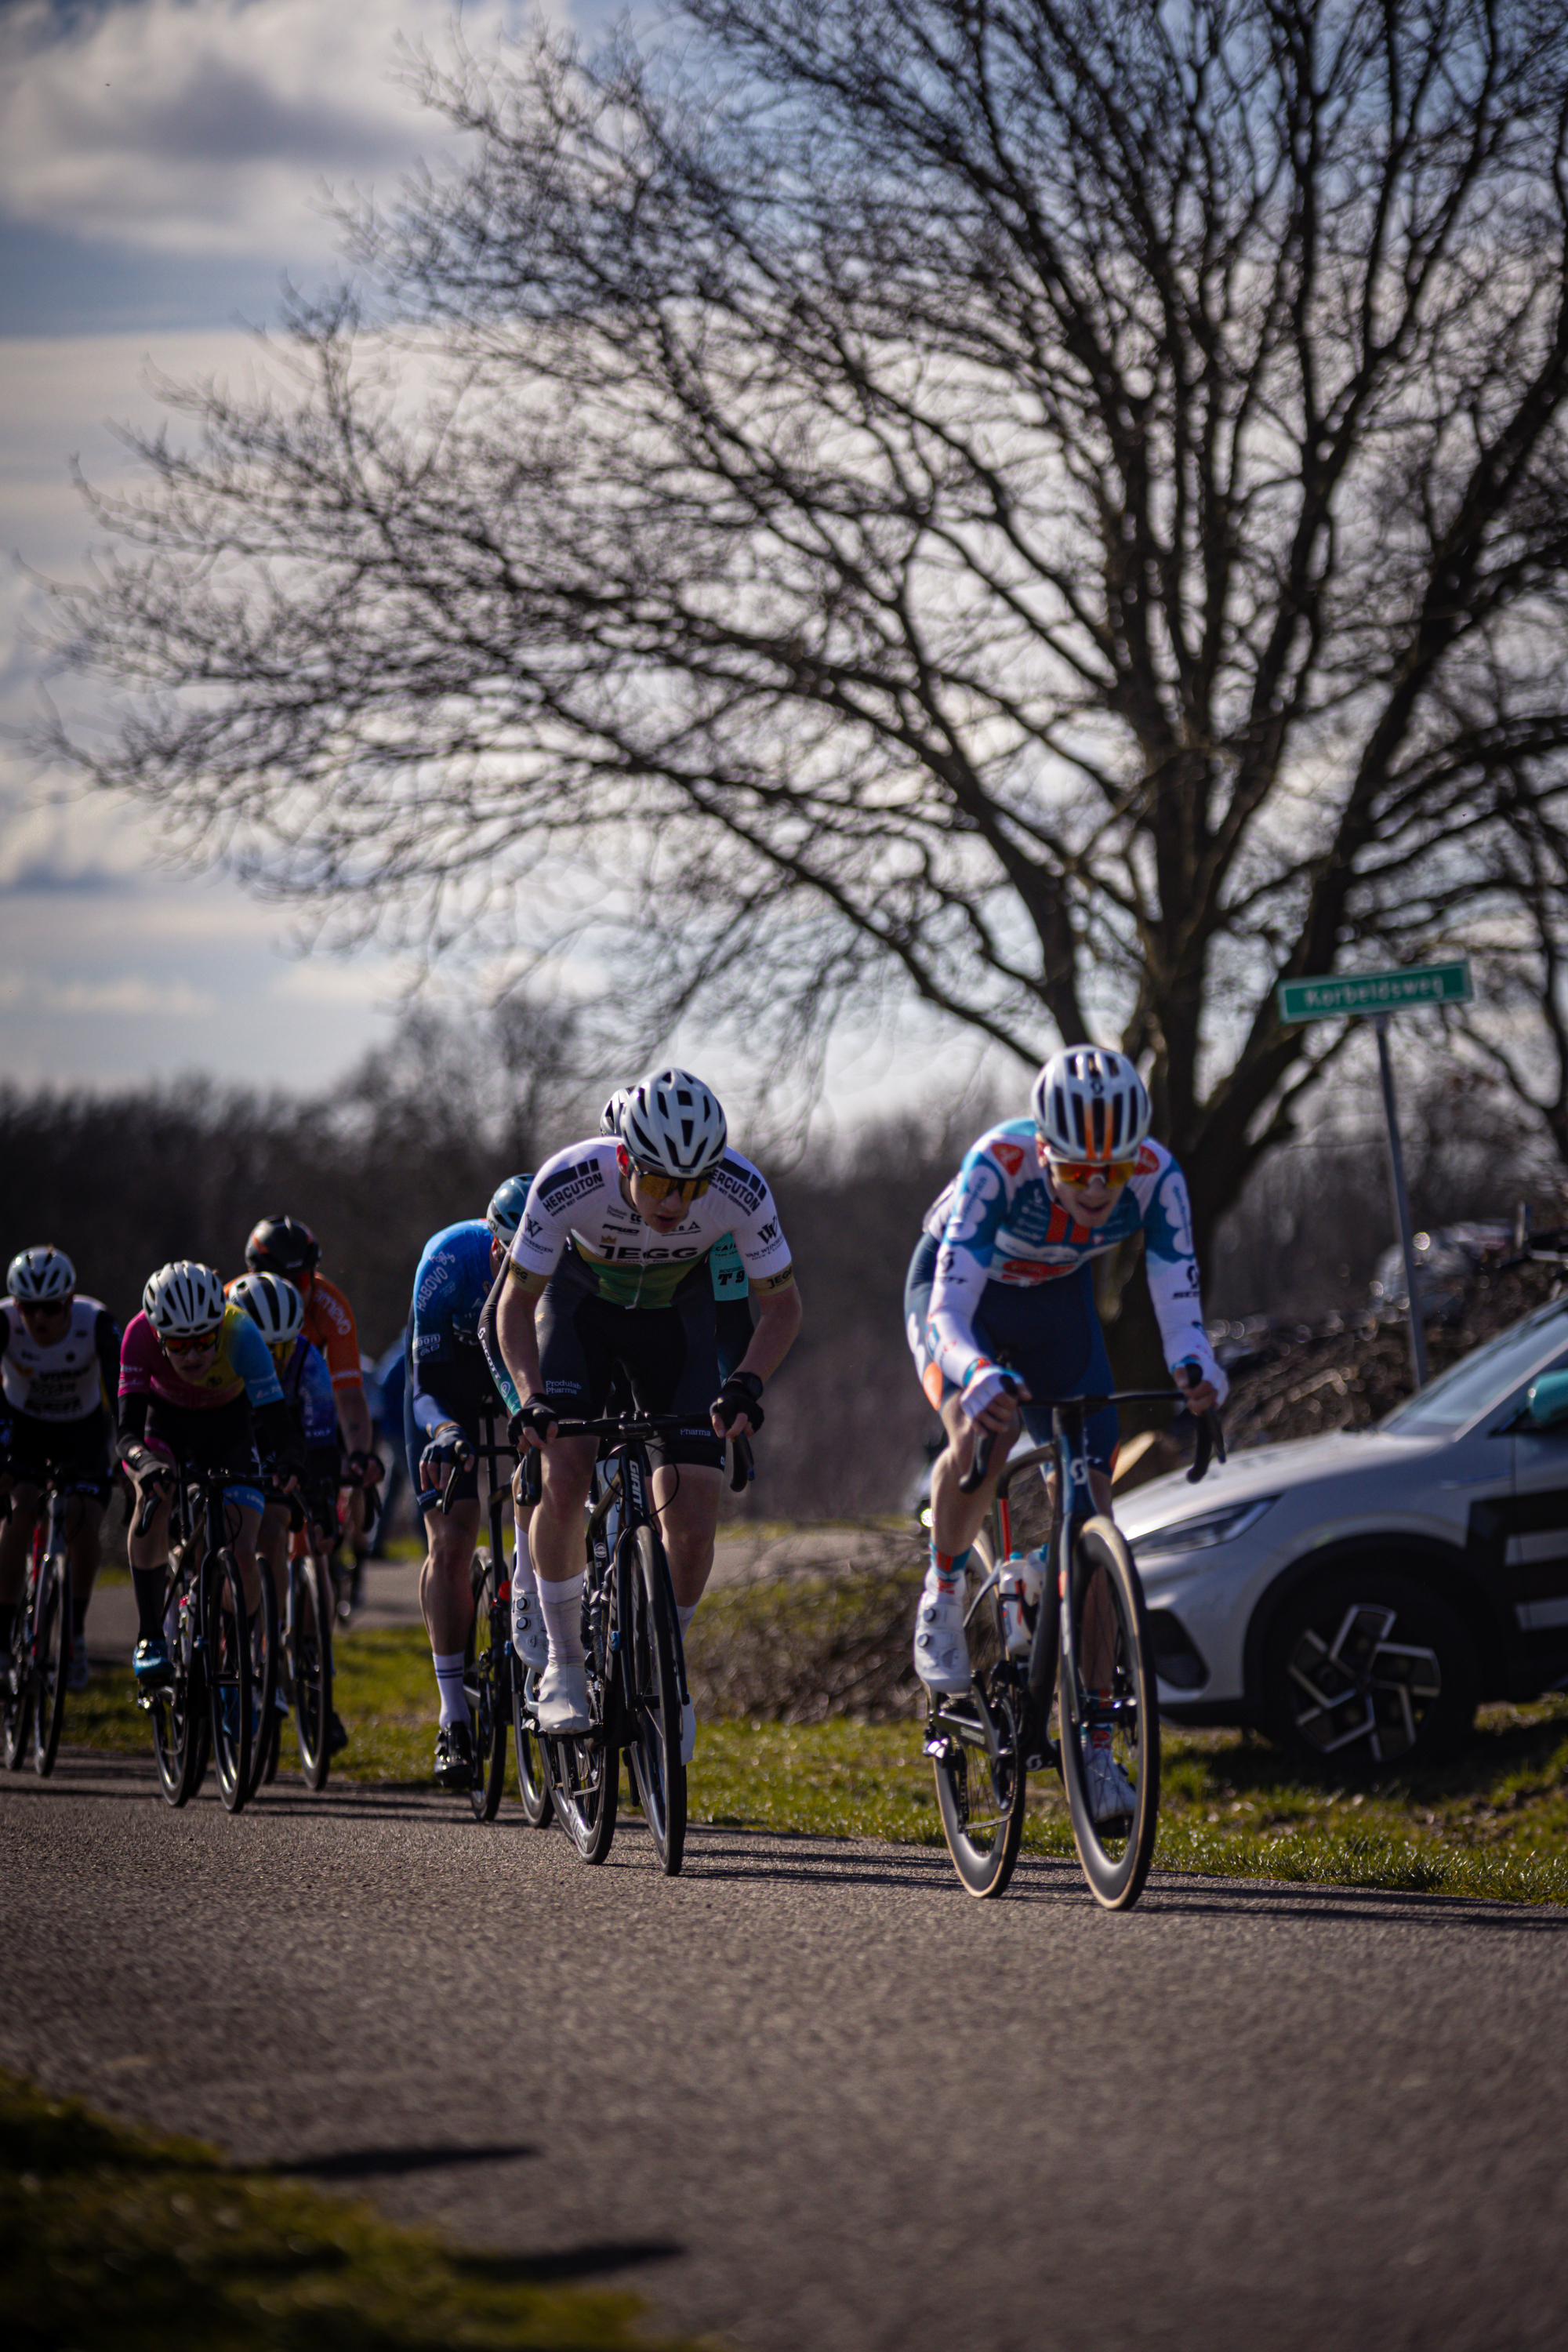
{"left": 1276, "top": 960, "right": 1472, "bottom": 1025}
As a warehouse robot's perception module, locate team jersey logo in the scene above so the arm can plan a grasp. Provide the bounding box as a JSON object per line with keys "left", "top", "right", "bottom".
{"left": 993, "top": 1139, "right": 1027, "bottom": 1177}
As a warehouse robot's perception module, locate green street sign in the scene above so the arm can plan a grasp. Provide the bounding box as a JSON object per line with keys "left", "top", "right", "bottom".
{"left": 1276, "top": 959, "right": 1472, "bottom": 1025}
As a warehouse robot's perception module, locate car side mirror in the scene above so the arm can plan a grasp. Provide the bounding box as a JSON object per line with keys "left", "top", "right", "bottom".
{"left": 1523, "top": 1371, "right": 1568, "bottom": 1431}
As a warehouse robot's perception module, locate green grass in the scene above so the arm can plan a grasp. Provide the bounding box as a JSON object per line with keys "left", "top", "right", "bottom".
{"left": 0, "top": 2069, "right": 693, "bottom": 2350}
{"left": 61, "top": 1623, "right": 1568, "bottom": 1904}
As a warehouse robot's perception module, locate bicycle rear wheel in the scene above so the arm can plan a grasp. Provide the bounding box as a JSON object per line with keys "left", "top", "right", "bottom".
{"left": 205, "top": 1552, "right": 253, "bottom": 1814}
{"left": 32, "top": 1552, "right": 71, "bottom": 1778}
{"left": 1057, "top": 1515, "right": 1160, "bottom": 1911}
{"left": 928, "top": 1532, "right": 1027, "bottom": 1898}
{"left": 625, "top": 1526, "right": 685, "bottom": 1875}
{"left": 291, "top": 1553, "right": 334, "bottom": 1791}
{"left": 466, "top": 1550, "right": 509, "bottom": 1821}
{"left": 150, "top": 1563, "right": 205, "bottom": 1806}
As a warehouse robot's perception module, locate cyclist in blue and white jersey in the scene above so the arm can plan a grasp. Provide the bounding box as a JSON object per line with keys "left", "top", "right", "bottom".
{"left": 495, "top": 1068, "right": 802, "bottom": 1751}
{"left": 406, "top": 1177, "right": 532, "bottom": 1790}
{"left": 905, "top": 1047, "right": 1225, "bottom": 1809}
{"left": 0, "top": 1247, "right": 121, "bottom": 1694}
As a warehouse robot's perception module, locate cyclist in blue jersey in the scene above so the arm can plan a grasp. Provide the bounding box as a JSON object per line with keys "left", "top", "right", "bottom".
{"left": 905, "top": 1047, "right": 1226, "bottom": 1813}
{"left": 230, "top": 1271, "right": 347, "bottom": 1748}
{"left": 407, "top": 1177, "right": 531, "bottom": 1789}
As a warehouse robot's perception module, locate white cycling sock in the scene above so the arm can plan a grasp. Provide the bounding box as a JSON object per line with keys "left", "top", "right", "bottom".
{"left": 677, "top": 1603, "right": 697, "bottom": 1639}
{"left": 539, "top": 1572, "right": 586, "bottom": 1667}
{"left": 433, "top": 1649, "right": 467, "bottom": 1729}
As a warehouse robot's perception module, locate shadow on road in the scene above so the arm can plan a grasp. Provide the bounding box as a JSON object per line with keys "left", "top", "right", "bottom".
{"left": 270, "top": 2140, "right": 539, "bottom": 2180}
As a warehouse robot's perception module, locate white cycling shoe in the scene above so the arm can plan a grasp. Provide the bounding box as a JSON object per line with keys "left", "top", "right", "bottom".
{"left": 511, "top": 1588, "right": 549, "bottom": 1673}
{"left": 535, "top": 1660, "right": 591, "bottom": 1734}
{"left": 913, "top": 1586, "right": 971, "bottom": 1693}
{"left": 1084, "top": 1745, "right": 1138, "bottom": 1824}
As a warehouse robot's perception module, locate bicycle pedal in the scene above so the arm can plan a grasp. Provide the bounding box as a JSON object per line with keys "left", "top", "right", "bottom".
{"left": 922, "top": 1733, "right": 956, "bottom": 1762}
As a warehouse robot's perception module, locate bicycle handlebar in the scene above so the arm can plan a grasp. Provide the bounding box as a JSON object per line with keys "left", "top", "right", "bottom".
{"left": 527, "top": 1412, "right": 756, "bottom": 1494}
{"left": 956, "top": 1384, "right": 1226, "bottom": 1495}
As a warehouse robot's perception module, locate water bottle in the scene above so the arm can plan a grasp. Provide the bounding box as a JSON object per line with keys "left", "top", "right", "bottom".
{"left": 998, "top": 1550, "right": 1045, "bottom": 1656}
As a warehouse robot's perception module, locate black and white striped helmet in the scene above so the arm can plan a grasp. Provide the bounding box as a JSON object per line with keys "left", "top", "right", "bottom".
{"left": 7, "top": 1245, "right": 75, "bottom": 1302}
{"left": 230, "top": 1271, "right": 304, "bottom": 1348}
{"left": 618, "top": 1067, "right": 728, "bottom": 1180}
{"left": 143, "top": 1261, "right": 227, "bottom": 1338}
{"left": 1032, "top": 1047, "right": 1150, "bottom": 1163}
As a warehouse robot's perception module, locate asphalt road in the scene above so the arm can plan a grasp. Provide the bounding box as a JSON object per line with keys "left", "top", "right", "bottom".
{"left": 5, "top": 1744, "right": 1567, "bottom": 2352}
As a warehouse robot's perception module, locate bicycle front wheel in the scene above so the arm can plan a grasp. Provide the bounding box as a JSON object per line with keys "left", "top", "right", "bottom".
{"left": 625, "top": 1526, "right": 685, "bottom": 1877}
{"left": 246, "top": 1561, "right": 281, "bottom": 1801}
{"left": 512, "top": 1661, "right": 554, "bottom": 1828}
{"left": 1057, "top": 1516, "right": 1160, "bottom": 1911}
{"left": 291, "top": 1553, "right": 334, "bottom": 1790}
{"left": 151, "top": 1563, "right": 205, "bottom": 1806}
{"left": 3, "top": 1589, "right": 31, "bottom": 1770}
{"left": 205, "top": 1552, "right": 253, "bottom": 1814}
{"left": 466, "top": 1550, "right": 509, "bottom": 1822}
{"left": 929, "top": 1531, "right": 1027, "bottom": 1898}
{"left": 32, "top": 1553, "right": 71, "bottom": 1778}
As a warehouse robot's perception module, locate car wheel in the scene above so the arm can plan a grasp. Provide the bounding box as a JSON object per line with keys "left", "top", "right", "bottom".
{"left": 1262, "top": 1569, "right": 1478, "bottom": 1773}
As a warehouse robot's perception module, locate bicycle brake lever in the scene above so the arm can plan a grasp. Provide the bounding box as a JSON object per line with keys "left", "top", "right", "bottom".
{"left": 1187, "top": 1408, "right": 1226, "bottom": 1483}
{"left": 728, "top": 1432, "right": 754, "bottom": 1494}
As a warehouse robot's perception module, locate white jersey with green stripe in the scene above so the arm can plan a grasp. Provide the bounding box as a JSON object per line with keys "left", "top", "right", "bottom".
{"left": 510, "top": 1138, "right": 793, "bottom": 1309}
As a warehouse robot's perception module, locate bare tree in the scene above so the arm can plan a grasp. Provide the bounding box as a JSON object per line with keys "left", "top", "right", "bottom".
{"left": 41, "top": 0, "right": 1568, "bottom": 1265}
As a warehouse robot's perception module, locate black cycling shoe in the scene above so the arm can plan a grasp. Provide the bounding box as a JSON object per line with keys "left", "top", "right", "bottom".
{"left": 433, "top": 1719, "right": 474, "bottom": 1790}
{"left": 328, "top": 1711, "right": 350, "bottom": 1755}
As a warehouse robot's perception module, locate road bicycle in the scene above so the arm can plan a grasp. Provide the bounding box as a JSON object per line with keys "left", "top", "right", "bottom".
{"left": 514, "top": 1413, "right": 751, "bottom": 1876}
{"left": 2, "top": 1461, "right": 78, "bottom": 1777}
{"left": 132, "top": 1466, "right": 267, "bottom": 1813}
{"left": 924, "top": 1386, "right": 1222, "bottom": 1911}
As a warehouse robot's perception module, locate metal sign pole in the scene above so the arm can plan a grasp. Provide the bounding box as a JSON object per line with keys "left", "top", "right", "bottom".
{"left": 1371, "top": 1011, "right": 1428, "bottom": 1389}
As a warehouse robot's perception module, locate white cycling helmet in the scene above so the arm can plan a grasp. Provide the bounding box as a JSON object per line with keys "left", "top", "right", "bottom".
{"left": 1032, "top": 1046, "right": 1150, "bottom": 1163}
{"left": 619, "top": 1067, "right": 728, "bottom": 1180}
{"left": 599, "top": 1089, "right": 630, "bottom": 1138}
{"left": 8, "top": 1245, "right": 75, "bottom": 1303}
{"left": 485, "top": 1174, "right": 535, "bottom": 1242}
{"left": 143, "top": 1261, "right": 227, "bottom": 1338}
{"left": 230, "top": 1270, "right": 304, "bottom": 1348}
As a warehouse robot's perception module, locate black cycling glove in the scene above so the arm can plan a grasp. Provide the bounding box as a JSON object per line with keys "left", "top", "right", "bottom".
{"left": 712, "top": 1370, "right": 765, "bottom": 1433}
{"left": 511, "top": 1395, "right": 557, "bottom": 1446}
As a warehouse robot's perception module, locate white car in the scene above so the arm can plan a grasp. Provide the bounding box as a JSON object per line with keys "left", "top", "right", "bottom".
{"left": 1116, "top": 1295, "right": 1568, "bottom": 1771}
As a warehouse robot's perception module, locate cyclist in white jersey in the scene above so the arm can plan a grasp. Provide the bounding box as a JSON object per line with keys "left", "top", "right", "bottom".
{"left": 905, "top": 1048, "right": 1225, "bottom": 1811}
{"left": 0, "top": 1247, "right": 120, "bottom": 1694}
{"left": 495, "top": 1067, "right": 802, "bottom": 1747}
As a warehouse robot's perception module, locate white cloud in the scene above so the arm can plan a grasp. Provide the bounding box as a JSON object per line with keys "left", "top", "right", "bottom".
{"left": 0, "top": 969, "right": 217, "bottom": 1018}
{"left": 0, "top": 0, "right": 524, "bottom": 260}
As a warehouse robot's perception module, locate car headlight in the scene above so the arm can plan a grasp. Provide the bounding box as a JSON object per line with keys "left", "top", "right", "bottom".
{"left": 1131, "top": 1495, "right": 1279, "bottom": 1559}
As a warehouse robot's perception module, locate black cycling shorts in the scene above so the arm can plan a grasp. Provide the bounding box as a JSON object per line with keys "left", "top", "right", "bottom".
{"left": 5, "top": 1406, "right": 114, "bottom": 1508}
{"left": 143, "top": 1395, "right": 265, "bottom": 1514}
{"left": 537, "top": 1256, "right": 724, "bottom": 1471}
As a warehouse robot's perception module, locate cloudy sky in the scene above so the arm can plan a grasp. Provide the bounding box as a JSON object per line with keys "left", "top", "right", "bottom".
{"left": 1, "top": 0, "right": 1008, "bottom": 1132}
{"left": 0, "top": 1, "right": 592, "bottom": 1094}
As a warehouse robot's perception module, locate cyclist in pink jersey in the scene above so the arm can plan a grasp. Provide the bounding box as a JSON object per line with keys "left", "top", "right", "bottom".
{"left": 118, "top": 1262, "right": 302, "bottom": 1687}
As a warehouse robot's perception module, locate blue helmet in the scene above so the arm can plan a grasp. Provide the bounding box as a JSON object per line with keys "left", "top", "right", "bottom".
{"left": 485, "top": 1174, "right": 535, "bottom": 1242}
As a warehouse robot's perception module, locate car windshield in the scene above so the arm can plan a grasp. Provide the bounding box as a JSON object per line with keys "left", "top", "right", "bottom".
{"left": 1381, "top": 1300, "right": 1568, "bottom": 1436}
